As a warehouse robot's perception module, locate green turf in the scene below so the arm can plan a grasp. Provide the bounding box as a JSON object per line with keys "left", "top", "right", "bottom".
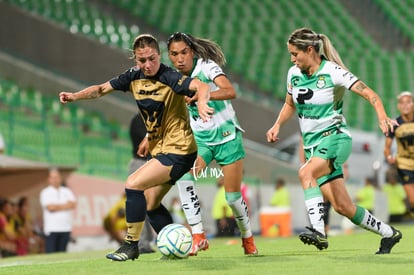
{"left": 1, "top": 224, "right": 413, "bottom": 275}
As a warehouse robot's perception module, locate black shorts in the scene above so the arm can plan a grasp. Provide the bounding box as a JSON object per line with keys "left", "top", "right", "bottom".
{"left": 153, "top": 152, "right": 197, "bottom": 184}
{"left": 397, "top": 168, "right": 414, "bottom": 185}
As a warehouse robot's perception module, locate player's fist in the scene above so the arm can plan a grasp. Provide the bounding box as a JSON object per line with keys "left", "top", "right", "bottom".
{"left": 59, "top": 92, "right": 75, "bottom": 104}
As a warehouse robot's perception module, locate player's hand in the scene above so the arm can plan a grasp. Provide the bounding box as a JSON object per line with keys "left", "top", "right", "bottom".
{"left": 197, "top": 103, "right": 214, "bottom": 122}
{"left": 386, "top": 155, "right": 396, "bottom": 165}
{"left": 59, "top": 92, "right": 75, "bottom": 104}
{"left": 266, "top": 125, "right": 280, "bottom": 143}
{"left": 379, "top": 118, "right": 398, "bottom": 136}
{"left": 137, "top": 136, "right": 149, "bottom": 157}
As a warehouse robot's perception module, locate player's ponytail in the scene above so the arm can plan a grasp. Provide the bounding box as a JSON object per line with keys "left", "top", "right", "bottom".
{"left": 318, "top": 33, "right": 348, "bottom": 70}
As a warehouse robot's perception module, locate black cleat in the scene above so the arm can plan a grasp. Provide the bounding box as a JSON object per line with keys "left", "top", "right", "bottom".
{"left": 106, "top": 240, "right": 139, "bottom": 261}
{"left": 299, "top": 226, "right": 328, "bottom": 250}
{"left": 376, "top": 227, "right": 402, "bottom": 254}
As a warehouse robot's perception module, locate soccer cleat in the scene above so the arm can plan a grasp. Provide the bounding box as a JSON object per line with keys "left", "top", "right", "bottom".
{"left": 189, "top": 232, "right": 209, "bottom": 256}
{"left": 106, "top": 240, "right": 139, "bottom": 261}
{"left": 299, "top": 226, "right": 328, "bottom": 250}
{"left": 242, "top": 236, "right": 258, "bottom": 255}
{"left": 375, "top": 227, "right": 402, "bottom": 254}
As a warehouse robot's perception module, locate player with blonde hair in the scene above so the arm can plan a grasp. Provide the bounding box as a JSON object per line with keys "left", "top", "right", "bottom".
{"left": 267, "top": 27, "right": 402, "bottom": 254}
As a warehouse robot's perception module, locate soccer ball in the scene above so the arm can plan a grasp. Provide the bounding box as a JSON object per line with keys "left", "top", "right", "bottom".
{"left": 156, "top": 223, "right": 193, "bottom": 259}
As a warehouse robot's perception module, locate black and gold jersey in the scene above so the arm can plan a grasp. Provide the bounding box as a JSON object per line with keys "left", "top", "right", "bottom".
{"left": 389, "top": 116, "right": 414, "bottom": 170}
{"left": 110, "top": 64, "right": 197, "bottom": 156}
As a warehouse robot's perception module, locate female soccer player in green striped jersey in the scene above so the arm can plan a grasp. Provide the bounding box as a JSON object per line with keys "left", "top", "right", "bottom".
{"left": 267, "top": 27, "right": 402, "bottom": 254}
{"left": 167, "top": 32, "right": 257, "bottom": 256}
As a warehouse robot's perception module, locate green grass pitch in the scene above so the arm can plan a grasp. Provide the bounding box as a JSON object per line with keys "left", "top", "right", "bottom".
{"left": 1, "top": 224, "right": 413, "bottom": 275}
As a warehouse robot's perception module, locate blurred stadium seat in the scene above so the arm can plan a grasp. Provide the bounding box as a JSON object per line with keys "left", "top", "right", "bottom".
{"left": 0, "top": 77, "right": 130, "bottom": 180}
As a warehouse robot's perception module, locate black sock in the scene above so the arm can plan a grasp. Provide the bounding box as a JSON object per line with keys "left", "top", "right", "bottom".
{"left": 125, "top": 188, "right": 146, "bottom": 222}
{"left": 147, "top": 204, "right": 173, "bottom": 233}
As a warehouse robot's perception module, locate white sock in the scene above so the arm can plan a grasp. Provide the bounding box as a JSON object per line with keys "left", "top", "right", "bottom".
{"left": 304, "top": 196, "right": 326, "bottom": 235}
{"left": 176, "top": 180, "right": 204, "bottom": 234}
{"left": 356, "top": 208, "right": 393, "bottom": 237}
{"left": 226, "top": 192, "right": 252, "bottom": 238}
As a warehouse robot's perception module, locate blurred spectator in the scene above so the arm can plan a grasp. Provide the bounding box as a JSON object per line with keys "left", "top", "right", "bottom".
{"left": 383, "top": 167, "right": 407, "bottom": 223}
{"left": 355, "top": 177, "right": 376, "bottom": 214}
{"left": 16, "top": 197, "right": 44, "bottom": 254}
{"left": 269, "top": 178, "right": 290, "bottom": 207}
{"left": 103, "top": 193, "right": 127, "bottom": 245}
{"left": 0, "top": 197, "right": 17, "bottom": 257}
{"left": 211, "top": 177, "right": 237, "bottom": 237}
{"left": 40, "top": 168, "right": 76, "bottom": 253}
{"left": 8, "top": 200, "right": 29, "bottom": 256}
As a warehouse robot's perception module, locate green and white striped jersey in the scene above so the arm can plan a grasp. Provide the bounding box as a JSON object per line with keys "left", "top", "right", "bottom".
{"left": 188, "top": 58, "right": 243, "bottom": 145}
{"left": 287, "top": 60, "right": 358, "bottom": 148}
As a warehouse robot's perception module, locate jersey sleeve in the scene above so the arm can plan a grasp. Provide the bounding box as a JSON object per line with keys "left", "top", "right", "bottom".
{"left": 159, "top": 66, "right": 194, "bottom": 97}
{"left": 109, "top": 67, "right": 141, "bottom": 92}
{"left": 330, "top": 64, "right": 359, "bottom": 90}
{"left": 202, "top": 60, "right": 225, "bottom": 81}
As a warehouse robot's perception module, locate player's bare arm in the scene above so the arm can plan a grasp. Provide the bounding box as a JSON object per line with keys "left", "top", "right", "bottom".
{"left": 185, "top": 75, "right": 235, "bottom": 104}
{"left": 350, "top": 80, "right": 398, "bottom": 135}
{"left": 209, "top": 75, "right": 236, "bottom": 101}
{"left": 59, "top": 81, "right": 114, "bottom": 104}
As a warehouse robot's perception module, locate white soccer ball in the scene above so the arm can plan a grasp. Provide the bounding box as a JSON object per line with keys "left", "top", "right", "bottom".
{"left": 156, "top": 223, "right": 193, "bottom": 259}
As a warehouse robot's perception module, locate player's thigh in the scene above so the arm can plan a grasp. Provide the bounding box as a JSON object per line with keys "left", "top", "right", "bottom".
{"left": 126, "top": 158, "right": 172, "bottom": 190}
{"left": 222, "top": 159, "right": 244, "bottom": 192}
{"left": 307, "top": 133, "right": 351, "bottom": 184}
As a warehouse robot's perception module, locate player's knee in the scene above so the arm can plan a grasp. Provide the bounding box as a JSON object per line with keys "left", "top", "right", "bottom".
{"left": 125, "top": 175, "right": 144, "bottom": 190}
{"left": 298, "top": 168, "right": 312, "bottom": 185}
